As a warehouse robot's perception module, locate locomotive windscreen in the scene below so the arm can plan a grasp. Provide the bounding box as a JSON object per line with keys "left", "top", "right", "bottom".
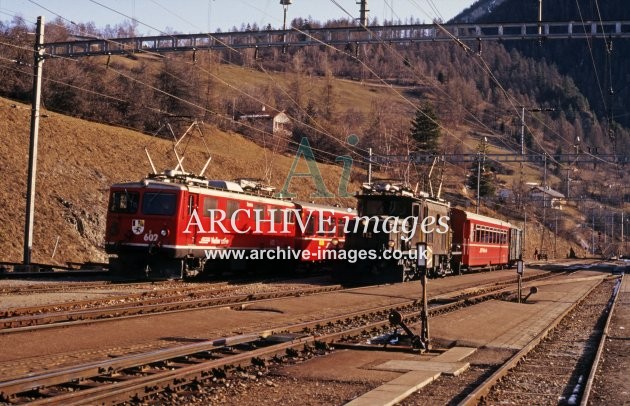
{"left": 109, "top": 191, "right": 139, "bottom": 213}
{"left": 142, "top": 192, "right": 177, "bottom": 216}
{"left": 359, "top": 197, "right": 412, "bottom": 217}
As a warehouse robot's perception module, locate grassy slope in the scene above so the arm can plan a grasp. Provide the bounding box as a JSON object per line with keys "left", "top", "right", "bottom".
{"left": 0, "top": 97, "right": 356, "bottom": 265}
{"left": 0, "top": 57, "right": 584, "bottom": 264}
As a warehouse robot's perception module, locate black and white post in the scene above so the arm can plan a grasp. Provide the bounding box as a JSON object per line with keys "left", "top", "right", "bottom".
{"left": 417, "top": 242, "right": 429, "bottom": 348}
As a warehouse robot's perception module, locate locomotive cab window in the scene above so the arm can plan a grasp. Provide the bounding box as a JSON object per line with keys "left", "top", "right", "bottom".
{"left": 362, "top": 198, "right": 408, "bottom": 217}
{"left": 142, "top": 192, "right": 176, "bottom": 216}
{"left": 109, "top": 191, "right": 139, "bottom": 213}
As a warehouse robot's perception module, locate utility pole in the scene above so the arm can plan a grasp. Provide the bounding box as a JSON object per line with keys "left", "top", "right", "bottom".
{"left": 566, "top": 168, "right": 571, "bottom": 199}
{"left": 280, "top": 0, "right": 292, "bottom": 45}
{"left": 368, "top": 147, "right": 372, "bottom": 184}
{"left": 23, "top": 16, "right": 45, "bottom": 266}
{"left": 476, "top": 137, "right": 487, "bottom": 214}
{"left": 476, "top": 155, "right": 481, "bottom": 214}
{"left": 543, "top": 153, "right": 547, "bottom": 199}
{"left": 538, "top": 0, "right": 543, "bottom": 45}
{"left": 592, "top": 209, "right": 595, "bottom": 256}
{"left": 523, "top": 210, "right": 527, "bottom": 259}
{"left": 357, "top": 0, "right": 369, "bottom": 27}
{"left": 554, "top": 209, "right": 558, "bottom": 258}
{"left": 520, "top": 107, "right": 525, "bottom": 155}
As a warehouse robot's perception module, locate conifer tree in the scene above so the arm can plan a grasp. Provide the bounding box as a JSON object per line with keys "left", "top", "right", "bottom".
{"left": 410, "top": 103, "right": 441, "bottom": 154}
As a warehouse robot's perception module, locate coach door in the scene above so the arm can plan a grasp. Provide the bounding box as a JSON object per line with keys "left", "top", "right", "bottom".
{"left": 186, "top": 192, "right": 199, "bottom": 245}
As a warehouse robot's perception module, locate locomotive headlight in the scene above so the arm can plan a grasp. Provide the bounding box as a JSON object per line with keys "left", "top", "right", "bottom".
{"left": 331, "top": 238, "right": 339, "bottom": 246}
{"left": 160, "top": 228, "right": 170, "bottom": 237}
{"left": 387, "top": 240, "right": 395, "bottom": 248}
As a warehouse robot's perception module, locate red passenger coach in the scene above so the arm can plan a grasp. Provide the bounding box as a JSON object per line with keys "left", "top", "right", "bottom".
{"left": 450, "top": 208, "right": 522, "bottom": 273}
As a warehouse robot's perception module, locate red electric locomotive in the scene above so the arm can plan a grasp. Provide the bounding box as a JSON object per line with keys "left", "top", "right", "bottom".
{"left": 294, "top": 202, "right": 354, "bottom": 266}
{"left": 105, "top": 171, "right": 355, "bottom": 278}
{"left": 450, "top": 208, "right": 522, "bottom": 273}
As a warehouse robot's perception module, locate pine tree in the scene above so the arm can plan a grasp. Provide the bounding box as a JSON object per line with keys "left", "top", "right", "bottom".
{"left": 410, "top": 103, "right": 441, "bottom": 154}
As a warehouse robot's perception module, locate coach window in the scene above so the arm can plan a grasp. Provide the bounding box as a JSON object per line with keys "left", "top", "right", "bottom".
{"left": 109, "top": 191, "right": 139, "bottom": 213}
{"left": 305, "top": 215, "right": 315, "bottom": 235}
{"left": 286, "top": 209, "right": 295, "bottom": 224}
{"left": 317, "top": 215, "right": 328, "bottom": 236}
{"left": 142, "top": 192, "right": 176, "bottom": 216}
{"left": 337, "top": 218, "right": 345, "bottom": 237}
{"left": 253, "top": 204, "right": 265, "bottom": 219}
{"left": 273, "top": 207, "right": 283, "bottom": 224}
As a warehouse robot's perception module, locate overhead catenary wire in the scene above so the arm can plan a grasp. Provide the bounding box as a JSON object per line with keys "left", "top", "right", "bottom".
{"left": 424, "top": 12, "right": 617, "bottom": 169}
{"left": 9, "top": 2, "right": 624, "bottom": 171}
{"left": 326, "top": 0, "right": 527, "bottom": 173}
{"left": 22, "top": 0, "right": 370, "bottom": 161}
{"left": 403, "top": 0, "right": 610, "bottom": 167}
{"left": 0, "top": 33, "right": 369, "bottom": 172}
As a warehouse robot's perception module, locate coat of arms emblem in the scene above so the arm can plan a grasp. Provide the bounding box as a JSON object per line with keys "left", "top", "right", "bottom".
{"left": 132, "top": 219, "right": 145, "bottom": 235}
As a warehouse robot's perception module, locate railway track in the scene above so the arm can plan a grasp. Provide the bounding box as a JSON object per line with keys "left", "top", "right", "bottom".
{"left": 0, "top": 270, "right": 554, "bottom": 334}
{"left": 0, "top": 280, "right": 178, "bottom": 295}
{"left": 0, "top": 283, "right": 345, "bottom": 333}
{"left": 0, "top": 274, "right": 540, "bottom": 405}
{"left": 453, "top": 275, "right": 621, "bottom": 406}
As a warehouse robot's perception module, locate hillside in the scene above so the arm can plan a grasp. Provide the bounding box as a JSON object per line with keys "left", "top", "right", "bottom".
{"left": 1, "top": 91, "right": 586, "bottom": 266}
{"left": 0, "top": 97, "right": 356, "bottom": 265}
{"left": 1, "top": 10, "right": 625, "bottom": 263}
{"left": 455, "top": 0, "right": 630, "bottom": 136}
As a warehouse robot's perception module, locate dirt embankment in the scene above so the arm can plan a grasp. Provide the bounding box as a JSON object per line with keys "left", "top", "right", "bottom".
{"left": 0, "top": 97, "right": 355, "bottom": 265}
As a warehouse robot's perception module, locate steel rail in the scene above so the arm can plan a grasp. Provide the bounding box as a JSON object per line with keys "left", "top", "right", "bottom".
{"left": 0, "top": 271, "right": 557, "bottom": 403}
{"left": 579, "top": 274, "right": 624, "bottom": 406}
{"left": 457, "top": 276, "right": 610, "bottom": 405}
{"left": 0, "top": 284, "right": 345, "bottom": 333}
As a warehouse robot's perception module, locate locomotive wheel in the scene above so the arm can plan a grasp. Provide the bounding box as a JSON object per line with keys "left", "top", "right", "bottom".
{"left": 147, "top": 257, "right": 184, "bottom": 280}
